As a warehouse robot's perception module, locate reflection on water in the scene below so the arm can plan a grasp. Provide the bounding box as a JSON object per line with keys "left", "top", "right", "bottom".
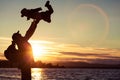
{"left": 0, "top": 68, "right": 120, "bottom": 80}
{"left": 31, "top": 68, "right": 120, "bottom": 80}
{"left": 32, "top": 68, "right": 42, "bottom": 80}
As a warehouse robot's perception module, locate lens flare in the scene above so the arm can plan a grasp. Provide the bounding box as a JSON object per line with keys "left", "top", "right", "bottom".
{"left": 67, "top": 4, "right": 109, "bottom": 46}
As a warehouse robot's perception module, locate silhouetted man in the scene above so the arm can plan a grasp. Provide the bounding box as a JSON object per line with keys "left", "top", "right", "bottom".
{"left": 4, "top": 1, "right": 54, "bottom": 80}
{"left": 4, "top": 20, "right": 39, "bottom": 68}
{"left": 4, "top": 0, "right": 54, "bottom": 68}
{"left": 4, "top": 20, "right": 39, "bottom": 80}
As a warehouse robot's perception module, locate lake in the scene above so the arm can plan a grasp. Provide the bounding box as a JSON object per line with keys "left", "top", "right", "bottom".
{"left": 0, "top": 68, "right": 120, "bottom": 80}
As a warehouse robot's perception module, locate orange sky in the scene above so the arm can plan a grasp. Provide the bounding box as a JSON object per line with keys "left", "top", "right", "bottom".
{"left": 0, "top": 0, "right": 120, "bottom": 64}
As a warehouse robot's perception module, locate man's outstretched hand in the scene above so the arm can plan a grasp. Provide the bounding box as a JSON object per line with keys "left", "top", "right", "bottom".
{"left": 33, "top": 19, "right": 40, "bottom": 24}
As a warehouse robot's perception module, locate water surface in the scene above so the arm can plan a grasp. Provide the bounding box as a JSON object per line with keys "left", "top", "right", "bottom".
{"left": 0, "top": 68, "right": 120, "bottom": 80}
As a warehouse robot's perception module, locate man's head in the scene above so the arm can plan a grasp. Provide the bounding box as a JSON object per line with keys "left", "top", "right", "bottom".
{"left": 12, "top": 31, "right": 22, "bottom": 43}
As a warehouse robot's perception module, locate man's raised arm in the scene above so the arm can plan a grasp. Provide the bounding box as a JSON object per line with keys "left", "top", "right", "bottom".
{"left": 25, "top": 20, "right": 39, "bottom": 40}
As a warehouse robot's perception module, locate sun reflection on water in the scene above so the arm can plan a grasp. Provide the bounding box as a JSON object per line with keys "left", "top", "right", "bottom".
{"left": 31, "top": 68, "right": 42, "bottom": 80}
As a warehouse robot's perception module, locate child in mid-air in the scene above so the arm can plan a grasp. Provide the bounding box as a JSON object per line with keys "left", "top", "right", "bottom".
{"left": 21, "top": 1, "right": 54, "bottom": 23}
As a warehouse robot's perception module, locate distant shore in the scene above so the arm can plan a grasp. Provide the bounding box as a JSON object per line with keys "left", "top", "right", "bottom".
{"left": 0, "top": 60, "right": 120, "bottom": 69}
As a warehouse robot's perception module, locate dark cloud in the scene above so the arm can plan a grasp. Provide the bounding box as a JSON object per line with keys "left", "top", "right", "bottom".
{"left": 60, "top": 51, "right": 120, "bottom": 60}
{"left": 50, "top": 56, "right": 120, "bottom": 64}
{"left": 90, "top": 58, "right": 120, "bottom": 64}
{"left": 60, "top": 51, "right": 109, "bottom": 57}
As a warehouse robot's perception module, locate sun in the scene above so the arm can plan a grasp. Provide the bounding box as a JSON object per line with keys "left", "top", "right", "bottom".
{"left": 31, "top": 44, "right": 46, "bottom": 61}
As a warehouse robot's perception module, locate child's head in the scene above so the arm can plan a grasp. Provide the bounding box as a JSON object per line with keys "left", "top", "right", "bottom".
{"left": 21, "top": 8, "right": 28, "bottom": 17}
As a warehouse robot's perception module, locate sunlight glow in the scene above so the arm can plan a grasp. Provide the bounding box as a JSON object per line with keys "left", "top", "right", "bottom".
{"left": 32, "top": 44, "right": 47, "bottom": 61}
{"left": 32, "top": 68, "right": 42, "bottom": 80}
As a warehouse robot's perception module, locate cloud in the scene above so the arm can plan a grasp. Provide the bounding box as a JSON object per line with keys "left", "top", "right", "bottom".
{"left": 90, "top": 58, "right": 120, "bottom": 64}
{"left": 0, "top": 37, "right": 11, "bottom": 41}
{"left": 57, "top": 43, "right": 120, "bottom": 55}
{"left": 59, "top": 51, "right": 120, "bottom": 64}
{"left": 51, "top": 42, "right": 120, "bottom": 64}
{"left": 29, "top": 40, "right": 55, "bottom": 44}
{"left": 48, "top": 55, "right": 120, "bottom": 64}
{"left": 1, "top": 37, "right": 120, "bottom": 64}
{"left": 95, "top": 48, "right": 120, "bottom": 52}
{"left": 60, "top": 51, "right": 120, "bottom": 59}
{"left": 60, "top": 51, "right": 109, "bottom": 57}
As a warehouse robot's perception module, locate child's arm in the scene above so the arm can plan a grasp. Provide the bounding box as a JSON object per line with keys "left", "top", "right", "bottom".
{"left": 31, "top": 7, "right": 42, "bottom": 12}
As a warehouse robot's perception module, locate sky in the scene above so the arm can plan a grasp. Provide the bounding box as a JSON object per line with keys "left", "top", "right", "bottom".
{"left": 0, "top": 0, "right": 120, "bottom": 64}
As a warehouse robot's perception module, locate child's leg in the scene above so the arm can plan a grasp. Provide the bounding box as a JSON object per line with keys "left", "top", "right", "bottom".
{"left": 45, "top": 1, "right": 50, "bottom": 7}
{"left": 45, "top": 1, "right": 54, "bottom": 14}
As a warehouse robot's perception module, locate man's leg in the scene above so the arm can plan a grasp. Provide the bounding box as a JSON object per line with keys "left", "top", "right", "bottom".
{"left": 21, "top": 66, "right": 31, "bottom": 80}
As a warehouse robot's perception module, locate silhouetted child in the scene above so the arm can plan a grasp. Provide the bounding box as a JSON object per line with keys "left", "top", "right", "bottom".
{"left": 21, "top": 1, "right": 54, "bottom": 23}
{"left": 21, "top": 7, "right": 42, "bottom": 20}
